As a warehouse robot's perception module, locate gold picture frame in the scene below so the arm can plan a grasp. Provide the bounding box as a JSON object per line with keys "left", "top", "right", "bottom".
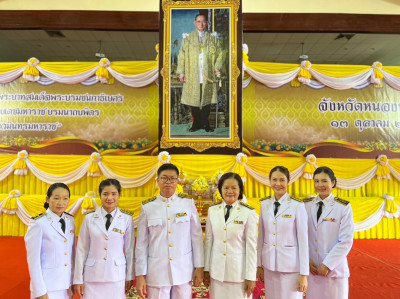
{"left": 159, "top": 0, "right": 242, "bottom": 153}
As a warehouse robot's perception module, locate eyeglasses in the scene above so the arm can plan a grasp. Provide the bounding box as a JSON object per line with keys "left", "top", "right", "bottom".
{"left": 158, "top": 177, "right": 178, "bottom": 183}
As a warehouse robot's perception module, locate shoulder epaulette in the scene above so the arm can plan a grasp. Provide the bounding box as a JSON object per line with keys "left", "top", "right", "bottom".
{"left": 120, "top": 208, "right": 134, "bottom": 216}
{"left": 32, "top": 213, "right": 45, "bottom": 220}
{"left": 209, "top": 201, "right": 223, "bottom": 207}
{"left": 239, "top": 201, "right": 255, "bottom": 210}
{"left": 260, "top": 196, "right": 271, "bottom": 202}
{"left": 142, "top": 196, "right": 157, "bottom": 205}
{"left": 64, "top": 212, "right": 73, "bottom": 217}
{"left": 83, "top": 210, "right": 95, "bottom": 216}
{"left": 290, "top": 197, "right": 302, "bottom": 202}
{"left": 334, "top": 197, "right": 350, "bottom": 206}
{"left": 178, "top": 193, "right": 192, "bottom": 199}
{"left": 302, "top": 197, "right": 314, "bottom": 203}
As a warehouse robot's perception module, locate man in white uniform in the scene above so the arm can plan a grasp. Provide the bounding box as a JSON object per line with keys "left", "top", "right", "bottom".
{"left": 135, "top": 163, "right": 204, "bottom": 299}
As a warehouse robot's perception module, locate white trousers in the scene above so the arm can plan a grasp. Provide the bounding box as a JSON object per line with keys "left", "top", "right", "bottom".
{"left": 209, "top": 278, "right": 252, "bottom": 299}
{"left": 147, "top": 282, "right": 192, "bottom": 299}
{"left": 307, "top": 275, "right": 348, "bottom": 299}
{"left": 264, "top": 268, "right": 303, "bottom": 299}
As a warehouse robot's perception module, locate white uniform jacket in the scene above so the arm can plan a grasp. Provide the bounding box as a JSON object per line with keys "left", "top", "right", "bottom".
{"left": 73, "top": 207, "right": 135, "bottom": 284}
{"left": 135, "top": 194, "right": 204, "bottom": 287}
{"left": 304, "top": 194, "right": 354, "bottom": 278}
{"left": 204, "top": 201, "right": 258, "bottom": 283}
{"left": 257, "top": 193, "right": 309, "bottom": 275}
{"left": 25, "top": 209, "right": 75, "bottom": 298}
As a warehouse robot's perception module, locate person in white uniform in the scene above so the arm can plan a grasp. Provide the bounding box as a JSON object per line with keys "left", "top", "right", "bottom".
{"left": 25, "top": 183, "right": 75, "bottom": 299}
{"left": 135, "top": 163, "right": 204, "bottom": 299}
{"left": 73, "top": 179, "right": 134, "bottom": 299}
{"left": 204, "top": 172, "right": 258, "bottom": 299}
{"left": 304, "top": 166, "right": 354, "bottom": 299}
{"left": 257, "top": 166, "right": 309, "bottom": 299}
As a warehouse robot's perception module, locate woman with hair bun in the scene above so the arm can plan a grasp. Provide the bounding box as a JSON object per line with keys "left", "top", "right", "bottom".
{"left": 304, "top": 166, "right": 354, "bottom": 299}
{"left": 25, "top": 183, "right": 75, "bottom": 299}
{"left": 257, "top": 166, "right": 309, "bottom": 299}
{"left": 73, "top": 178, "right": 134, "bottom": 299}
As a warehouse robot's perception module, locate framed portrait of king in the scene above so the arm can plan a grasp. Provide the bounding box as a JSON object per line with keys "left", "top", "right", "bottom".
{"left": 159, "top": 0, "right": 242, "bottom": 153}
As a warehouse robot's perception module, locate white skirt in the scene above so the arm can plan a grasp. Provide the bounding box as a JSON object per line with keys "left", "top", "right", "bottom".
{"left": 83, "top": 280, "right": 125, "bottom": 299}
{"left": 307, "top": 275, "right": 348, "bottom": 299}
{"left": 263, "top": 268, "right": 303, "bottom": 299}
{"left": 209, "top": 278, "right": 252, "bottom": 299}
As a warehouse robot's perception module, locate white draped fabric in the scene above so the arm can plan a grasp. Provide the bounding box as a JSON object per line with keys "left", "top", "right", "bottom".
{"left": 98, "top": 162, "right": 159, "bottom": 188}
{"left": 25, "top": 159, "right": 92, "bottom": 185}
{"left": 0, "top": 66, "right": 27, "bottom": 83}
{"left": 243, "top": 64, "right": 300, "bottom": 88}
{"left": 108, "top": 67, "right": 159, "bottom": 88}
{"left": 354, "top": 201, "right": 400, "bottom": 232}
{"left": 1, "top": 53, "right": 400, "bottom": 91}
{"left": 309, "top": 68, "right": 374, "bottom": 90}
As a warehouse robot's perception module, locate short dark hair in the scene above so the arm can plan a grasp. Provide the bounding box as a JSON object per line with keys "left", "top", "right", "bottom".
{"left": 218, "top": 172, "right": 244, "bottom": 200}
{"left": 44, "top": 183, "right": 70, "bottom": 209}
{"left": 313, "top": 166, "right": 337, "bottom": 188}
{"left": 99, "top": 178, "right": 122, "bottom": 195}
{"left": 157, "top": 163, "right": 179, "bottom": 177}
{"left": 195, "top": 13, "right": 208, "bottom": 21}
{"left": 269, "top": 166, "right": 290, "bottom": 182}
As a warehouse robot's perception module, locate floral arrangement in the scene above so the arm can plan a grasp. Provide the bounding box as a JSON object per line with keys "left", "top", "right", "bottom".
{"left": 210, "top": 169, "right": 222, "bottom": 185}
{"left": 192, "top": 176, "right": 209, "bottom": 192}
{"left": 94, "top": 138, "right": 153, "bottom": 151}
{"left": 250, "top": 140, "right": 311, "bottom": 153}
{"left": 213, "top": 189, "right": 222, "bottom": 201}
{"left": 175, "top": 184, "right": 184, "bottom": 194}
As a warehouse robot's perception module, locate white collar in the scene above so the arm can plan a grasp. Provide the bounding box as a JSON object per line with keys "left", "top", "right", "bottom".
{"left": 159, "top": 193, "right": 175, "bottom": 203}
{"left": 273, "top": 192, "right": 289, "bottom": 204}
{"left": 101, "top": 206, "right": 117, "bottom": 218}
{"left": 223, "top": 200, "right": 238, "bottom": 209}
{"left": 46, "top": 208, "right": 62, "bottom": 221}
{"left": 316, "top": 193, "right": 334, "bottom": 205}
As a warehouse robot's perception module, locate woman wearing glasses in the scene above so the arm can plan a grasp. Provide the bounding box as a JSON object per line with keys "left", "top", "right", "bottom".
{"left": 73, "top": 179, "right": 135, "bottom": 299}
{"left": 25, "top": 183, "right": 75, "bottom": 299}
{"left": 204, "top": 172, "right": 258, "bottom": 299}
{"left": 304, "top": 166, "right": 354, "bottom": 299}
{"left": 257, "top": 166, "right": 309, "bottom": 299}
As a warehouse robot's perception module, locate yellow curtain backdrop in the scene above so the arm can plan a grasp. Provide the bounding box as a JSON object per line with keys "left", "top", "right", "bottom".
{"left": 1, "top": 154, "right": 400, "bottom": 239}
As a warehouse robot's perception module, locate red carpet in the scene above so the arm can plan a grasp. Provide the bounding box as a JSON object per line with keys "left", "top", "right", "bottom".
{"left": 1, "top": 237, "right": 399, "bottom": 299}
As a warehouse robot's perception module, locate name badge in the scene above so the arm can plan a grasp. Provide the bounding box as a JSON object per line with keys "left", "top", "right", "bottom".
{"left": 323, "top": 218, "right": 336, "bottom": 222}
{"left": 234, "top": 220, "right": 243, "bottom": 224}
{"left": 282, "top": 214, "right": 292, "bottom": 218}
{"left": 113, "top": 228, "right": 125, "bottom": 234}
{"left": 176, "top": 212, "right": 187, "bottom": 218}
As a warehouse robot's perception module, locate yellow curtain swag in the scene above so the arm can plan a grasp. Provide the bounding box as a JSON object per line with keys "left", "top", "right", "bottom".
{"left": 14, "top": 150, "right": 29, "bottom": 175}
{"left": 376, "top": 155, "right": 390, "bottom": 179}
{"left": 81, "top": 194, "right": 96, "bottom": 210}
{"left": 96, "top": 58, "right": 114, "bottom": 84}
{"left": 22, "top": 57, "right": 40, "bottom": 82}
{"left": 303, "top": 163, "right": 315, "bottom": 178}
{"left": 88, "top": 152, "right": 101, "bottom": 177}
{"left": 383, "top": 194, "right": 398, "bottom": 214}
{"left": 1, "top": 190, "right": 21, "bottom": 214}
{"left": 291, "top": 77, "right": 301, "bottom": 87}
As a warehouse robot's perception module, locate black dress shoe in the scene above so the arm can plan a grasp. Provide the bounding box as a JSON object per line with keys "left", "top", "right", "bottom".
{"left": 189, "top": 126, "right": 201, "bottom": 132}
{"left": 204, "top": 126, "right": 214, "bottom": 132}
